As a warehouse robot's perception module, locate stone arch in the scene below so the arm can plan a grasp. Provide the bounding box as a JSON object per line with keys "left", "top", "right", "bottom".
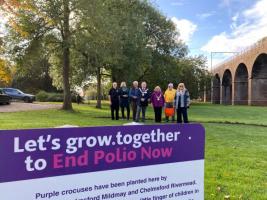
{"left": 251, "top": 53, "right": 267, "bottom": 105}
{"left": 234, "top": 63, "right": 248, "bottom": 105}
{"left": 222, "top": 69, "right": 232, "bottom": 105}
{"left": 212, "top": 74, "right": 220, "bottom": 104}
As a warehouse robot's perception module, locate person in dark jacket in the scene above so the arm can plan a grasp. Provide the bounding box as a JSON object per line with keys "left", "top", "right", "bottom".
{"left": 108, "top": 82, "right": 120, "bottom": 120}
{"left": 151, "top": 86, "right": 165, "bottom": 123}
{"left": 174, "top": 83, "right": 190, "bottom": 123}
{"left": 76, "top": 93, "right": 82, "bottom": 104}
{"left": 129, "top": 81, "right": 139, "bottom": 121}
{"left": 136, "top": 81, "right": 151, "bottom": 122}
{"left": 119, "top": 81, "right": 130, "bottom": 120}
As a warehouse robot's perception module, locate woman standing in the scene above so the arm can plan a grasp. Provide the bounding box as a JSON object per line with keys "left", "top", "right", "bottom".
{"left": 164, "top": 83, "right": 176, "bottom": 122}
{"left": 174, "top": 83, "right": 190, "bottom": 123}
{"left": 119, "top": 82, "right": 130, "bottom": 120}
{"left": 151, "top": 86, "right": 165, "bottom": 123}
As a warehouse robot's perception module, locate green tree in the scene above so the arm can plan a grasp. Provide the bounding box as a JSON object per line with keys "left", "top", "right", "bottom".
{"left": 1, "top": 0, "right": 78, "bottom": 110}
{"left": 176, "top": 56, "right": 210, "bottom": 99}
{"left": 9, "top": 39, "right": 56, "bottom": 93}
{"left": 109, "top": 1, "right": 188, "bottom": 84}
{"left": 73, "top": 0, "right": 188, "bottom": 101}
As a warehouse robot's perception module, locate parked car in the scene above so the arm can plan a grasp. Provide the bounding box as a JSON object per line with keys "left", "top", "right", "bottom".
{"left": 2, "top": 88, "right": 36, "bottom": 103}
{"left": 0, "top": 88, "right": 11, "bottom": 105}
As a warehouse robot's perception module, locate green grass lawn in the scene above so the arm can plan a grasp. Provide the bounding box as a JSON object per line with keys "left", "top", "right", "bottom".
{"left": 0, "top": 102, "right": 266, "bottom": 199}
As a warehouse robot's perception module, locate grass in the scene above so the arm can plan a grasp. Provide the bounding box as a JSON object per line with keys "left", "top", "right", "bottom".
{"left": 0, "top": 102, "right": 266, "bottom": 199}
{"left": 190, "top": 103, "right": 267, "bottom": 126}
{"left": 204, "top": 123, "right": 267, "bottom": 199}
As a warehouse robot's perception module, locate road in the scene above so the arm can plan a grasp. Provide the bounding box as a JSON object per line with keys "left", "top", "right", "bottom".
{"left": 0, "top": 102, "right": 61, "bottom": 113}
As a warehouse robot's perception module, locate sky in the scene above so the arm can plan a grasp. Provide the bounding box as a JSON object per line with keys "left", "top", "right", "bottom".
{"left": 1, "top": 0, "right": 267, "bottom": 68}
{"left": 153, "top": 0, "right": 267, "bottom": 68}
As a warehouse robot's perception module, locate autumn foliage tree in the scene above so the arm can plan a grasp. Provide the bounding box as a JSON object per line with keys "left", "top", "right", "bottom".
{"left": 0, "top": 58, "right": 12, "bottom": 87}
{"left": 0, "top": 0, "right": 76, "bottom": 110}
{"left": 0, "top": 0, "right": 210, "bottom": 106}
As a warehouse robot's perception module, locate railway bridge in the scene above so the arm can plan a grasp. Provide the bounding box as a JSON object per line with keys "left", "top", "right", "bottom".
{"left": 212, "top": 37, "right": 267, "bottom": 106}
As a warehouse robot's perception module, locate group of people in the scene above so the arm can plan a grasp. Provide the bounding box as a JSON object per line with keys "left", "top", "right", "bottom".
{"left": 108, "top": 81, "right": 190, "bottom": 123}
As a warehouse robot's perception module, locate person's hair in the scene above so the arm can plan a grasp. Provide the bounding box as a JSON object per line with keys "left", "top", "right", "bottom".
{"left": 177, "top": 83, "right": 185, "bottom": 91}
{"left": 141, "top": 81, "right": 147, "bottom": 87}
{"left": 133, "top": 81, "right": 138, "bottom": 87}
{"left": 112, "top": 82, "right": 117, "bottom": 88}
{"left": 120, "top": 81, "right": 126, "bottom": 87}
{"left": 154, "top": 86, "right": 161, "bottom": 92}
{"left": 168, "top": 83, "right": 173, "bottom": 88}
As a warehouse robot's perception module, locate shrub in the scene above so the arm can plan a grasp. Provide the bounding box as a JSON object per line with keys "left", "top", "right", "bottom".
{"left": 47, "top": 93, "right": 63, "bottom": 102}
{"left": 36, "top": 91, "right": 77, "bottom": 102}
{"left": 36, "top": 91, "right": 49, "bottom": 102}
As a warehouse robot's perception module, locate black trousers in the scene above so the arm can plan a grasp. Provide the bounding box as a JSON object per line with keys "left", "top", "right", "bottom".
{"left": 111, "top": 104, "right": 119, "bottom": 120}
{"left": 154, "top": 107, "right": 162, "bottom": 123}
{"left": 177, "top": 107, "right": 188, "bottom": 123}
{"left": 121, "top": 105, "right": 130, "bottom": 120}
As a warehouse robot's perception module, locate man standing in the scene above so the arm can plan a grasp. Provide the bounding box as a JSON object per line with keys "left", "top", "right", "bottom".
{"left": 108, "top": 82, "right": 120, "bottom": 120}
{"left": 136, "top": 81, "right": 151, "bottom": 122}
{"left": 129, "top": 81, "right": 139, "bottom": 121}
{"left": 164, "top": 83, "right": 176, "bottom": 122}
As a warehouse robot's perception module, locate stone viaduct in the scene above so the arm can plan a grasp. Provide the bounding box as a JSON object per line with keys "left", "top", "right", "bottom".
{"left": 212, "top": 37, "right": 267, "bottom": 106}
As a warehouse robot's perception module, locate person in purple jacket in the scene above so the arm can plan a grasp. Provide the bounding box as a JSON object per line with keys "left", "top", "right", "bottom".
{"left": 151, "top": 86, "right": 165, "bottom": 123}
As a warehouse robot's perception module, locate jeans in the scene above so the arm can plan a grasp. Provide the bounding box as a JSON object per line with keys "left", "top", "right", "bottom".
{"left": 121, "top": 105, "right": 130, "bottom": 120}
{"left": 131, "top": 101, "right": 138, "bottom": 121}
{"left": 136, "top": 106, "right": 147, "bottom": 122}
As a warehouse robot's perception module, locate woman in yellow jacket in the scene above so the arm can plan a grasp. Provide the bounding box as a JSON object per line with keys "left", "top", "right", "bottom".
{"left": 164, "top": 83, "right": 176, "bottom": 122}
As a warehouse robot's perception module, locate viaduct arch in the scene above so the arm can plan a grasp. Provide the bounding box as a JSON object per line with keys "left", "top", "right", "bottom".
{"left": 212, "top": 37, "right": 267, "bottom": 106}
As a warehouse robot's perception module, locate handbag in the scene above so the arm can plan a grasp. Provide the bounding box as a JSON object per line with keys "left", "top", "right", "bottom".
{"left": 165, "top": 107, "right": 174, "bottom": 117}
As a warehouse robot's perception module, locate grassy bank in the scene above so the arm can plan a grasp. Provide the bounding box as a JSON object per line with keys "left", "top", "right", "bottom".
{"left": 0, "top": 102, "right": 266, "bottom": 199}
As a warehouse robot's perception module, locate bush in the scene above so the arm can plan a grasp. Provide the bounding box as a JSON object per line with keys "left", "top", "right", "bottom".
{"left": 36, "top": 91, "right": 76, "bottom": 102}
{"left": 47, "top": 93, "right": 64, "bottom": 102}
{"left": 36, "top": 91, "right": 50, "bottom": 102}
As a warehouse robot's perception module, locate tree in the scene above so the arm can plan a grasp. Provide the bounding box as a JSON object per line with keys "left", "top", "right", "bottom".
{"left": 1, "top": 0, "right": 78, "bottom": 110}
{"left": 69, "top": 0, "right": 141, "bottom": 108}
{"left": 72, "top": 0, "right": 188, "bottom": 107}
{"left": 11, "top": 39, "right": 56, "bottom": 93}
{"left": 176, "top": 56, "right": 210, "bottom": 99}
{"left": 108, "top": 0, "right": 188, "bottom": 84}
{"left": 0, "top": 58, "right": 12, "bottom": 87}
{"left": 1, "top": 0, "right": 209, "bottom": 106}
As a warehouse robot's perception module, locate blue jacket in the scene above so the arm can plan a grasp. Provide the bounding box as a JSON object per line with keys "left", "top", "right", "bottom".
{"left": 119, "top": 87, "right": 130, "bottom": 107}
{"left": 129, "top": 87, "right": 139, "bottom": 102}
{"left": 174, "top": 89, "right": 190, "bottom": 108}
